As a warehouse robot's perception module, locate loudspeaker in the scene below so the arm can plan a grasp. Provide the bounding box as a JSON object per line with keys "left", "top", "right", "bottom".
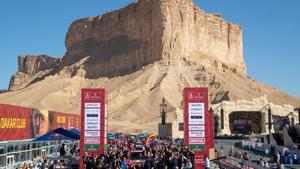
{"left": 221, "top": 108, "right": 224, "bottom": 129}
{"left": 291, "top": 117, "right": 295, "bottom": 127}
{"left": 268, "top": 108, "right": 272, "bottom": 131}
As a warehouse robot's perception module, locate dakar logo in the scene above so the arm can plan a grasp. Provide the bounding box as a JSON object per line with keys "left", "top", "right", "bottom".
{"left": 0, "top": 118, "right": 26, "bottom": 129}
{"left": 188, "top": 92, "right": 205, "bottom": 100}
{"left": 84, "top": 92, "right": 101, "bottom": 100}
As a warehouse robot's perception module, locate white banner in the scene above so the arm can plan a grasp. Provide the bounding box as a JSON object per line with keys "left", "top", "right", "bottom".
{"left": 84, "top": 138, "right": 100, "bottom": 144}
{"left": 85, "top": 103, "right": 100, "bottom": 108}
{"left": 84, "top": 108, "right": 100, "bottom": 130}
{"left": 189, "top": 130, "right": 205, "bottom": 138}
{"left": 189, "top": 138, "right": 205, "bottom": 144}
{"left": 84, "top": 131, "right": 100, "bottom": 137}
{"left": 189, "top": 125, "right": 205, "bottom": 131}
{"left": 188, "top": 102, "right": 205, "bottom": 125}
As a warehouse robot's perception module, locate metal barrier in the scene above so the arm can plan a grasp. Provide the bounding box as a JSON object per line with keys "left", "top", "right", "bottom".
{"left": 0, "top": 140, "right": 79, "bottom": 168}
{"left": 211, "top": 156, "right": 263, "bottom": 169}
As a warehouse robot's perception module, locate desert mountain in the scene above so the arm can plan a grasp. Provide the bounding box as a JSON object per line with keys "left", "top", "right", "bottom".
{"left": 1, "top": 0, "right": 299, "bottom": 132}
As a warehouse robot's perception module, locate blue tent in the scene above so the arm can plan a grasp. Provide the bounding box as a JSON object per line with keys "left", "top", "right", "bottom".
{"left": 33, "top": 128, "right": 80, "bottom": 141}
{"left": 69, "top": 128, "right": 80, "bottom": 135}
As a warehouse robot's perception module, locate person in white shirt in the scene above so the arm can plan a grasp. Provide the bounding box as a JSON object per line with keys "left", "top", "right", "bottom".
{"left": 205, "top": 155, "right": 210, "bottom": 169}
{"left": 264, "top": 159, "right": 269, "bottom": 168}
{"left": 294, "top": 153, "right": 298, "bottom": 164}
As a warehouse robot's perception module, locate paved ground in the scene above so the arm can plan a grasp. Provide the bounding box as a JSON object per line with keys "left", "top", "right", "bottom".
{"left": 215, "top": 139, "right": 271, "bottom": 161}
{"left": 213, "top": 139, "right": 271, "bottom": 168}
{"left": 213, "top": 140, "right": 300, "bottom": 169}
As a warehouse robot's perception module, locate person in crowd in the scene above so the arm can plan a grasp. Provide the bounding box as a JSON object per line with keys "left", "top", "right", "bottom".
{"left": 121, "top": 156, "right": 127, "bottom": 169}
{"left": 273, "top": 152, "right": 278, "bottom": 164}
{"left": 168, "top": 152, "right": 178, "bottom": 169}
{"left": 21, "top": 162, "right": 28, "bottom": 169}
{"left": 276, "top": 151, "right": 281, "bottom": 165}
{"left": 205, "top": 155, "right": 210, "bottom": 169}
{"left": 183, "top": 159, "right": 192, "bottom": 169}
{"left": 264, "top": 159, "right": 269, "bottom": 168}
{"left": 59, "top": 143, "right": 66, "bottom": 156}
{"left": 144, "top": 152, "right": 154, "bottom": 169}
{"left": 48, "top": 161, "right": 54, "bottom": 169}
{"left": 220, "top": 145, "right": 224, "bottom": 155}
{"left": 293, "top": 152, "right": 298, "bottom": 164}
{"left": 28, "top": 159, "right": 35, "bottom": 169}
{"left": 283, "top": 150, "right": 289, "bottom": 164}
{"left": 259, "top": 158, "right": 265, "bottom": 168}
{"left": 70, "top": 144, "right": 77, "bottom": 156}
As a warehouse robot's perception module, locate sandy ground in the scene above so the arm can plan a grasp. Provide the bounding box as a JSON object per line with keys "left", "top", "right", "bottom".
{"left": 0, "top": 63, "right": 299, "bottom": 133}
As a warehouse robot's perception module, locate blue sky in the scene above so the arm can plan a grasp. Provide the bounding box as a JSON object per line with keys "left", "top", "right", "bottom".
{"left": 0, "top": 0, "right": 299, "bottom": 97}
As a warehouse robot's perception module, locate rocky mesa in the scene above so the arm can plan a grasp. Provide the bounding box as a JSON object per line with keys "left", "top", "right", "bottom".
{"left": 63, "top": 0, "right": 245, "bottom": 78}
{"left": 2, "top": 0, "right": 299, "bottom": 132}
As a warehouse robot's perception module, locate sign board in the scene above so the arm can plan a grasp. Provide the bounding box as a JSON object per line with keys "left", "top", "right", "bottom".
{"left": 80, "top": 89, "right": 108, "bottom": 169}
{"left": 184, "top": 88, "right": 214, "bottom": 169}
{"left": 0, "top": 104, "right": 80, "bottom": 141}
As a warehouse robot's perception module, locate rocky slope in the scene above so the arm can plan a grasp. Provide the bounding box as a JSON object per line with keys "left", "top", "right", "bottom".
{"left": 2, "top": 0, "right": 299, "bottom": 132}
{"left": 9, "top": 55, "right": 61, "bottom": 90}
{"left": 0, "top": 90, "right": 7, "bottom": 94}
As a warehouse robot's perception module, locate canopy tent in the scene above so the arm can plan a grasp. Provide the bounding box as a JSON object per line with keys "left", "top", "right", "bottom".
{"left": 69, "top": 128, "right": 80, "bottom": 135}
{"left": 108, "top": 132, "right": 115, "bottom": 140}
{"left": 33, "top": 128, "right": 80, "bottom": 141}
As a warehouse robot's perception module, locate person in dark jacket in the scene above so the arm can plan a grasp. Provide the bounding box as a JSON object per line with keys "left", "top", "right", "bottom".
{"left": 59, "top": 143, "right": 66, "bottom": 156}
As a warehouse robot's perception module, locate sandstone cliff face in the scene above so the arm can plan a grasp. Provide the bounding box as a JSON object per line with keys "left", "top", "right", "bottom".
{"left": 64, "top": 0, "right": 164, "bottom": 78}
{"left": 9, "top": 55, "right": 61, "bottom": 90}
{"left": 63, "top": 0, "right": 246, "bottom": 78}
{"left": 160, "top": 0, "right": 245, "bottom": 73}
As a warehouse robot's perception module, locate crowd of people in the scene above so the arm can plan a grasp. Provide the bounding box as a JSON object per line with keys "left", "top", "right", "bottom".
{"left": 273, "top": 150, "right": 298, "bottom": 166}
{"left": 83, "top": 138, "right": 199, "bottom": 169}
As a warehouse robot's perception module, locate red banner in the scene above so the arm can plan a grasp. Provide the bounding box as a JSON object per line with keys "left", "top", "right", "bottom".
{"left": 184, "top": 88, "right": 214, "bottom": 169}
{"left": 0, "top": 104, "right": 32, "bottom": 141}
{"left": 0, "top": 104, "right": 80, "bottom": 142}
{"left": 80, "top": 89, "right": 108, "bottom": 169}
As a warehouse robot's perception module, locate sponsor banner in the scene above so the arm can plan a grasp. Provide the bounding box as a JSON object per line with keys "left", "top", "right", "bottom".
{"left": 85, "top": 145, "right": 100, "bottom": 151}
{"left": 85, "top": 103, "right": 100, "bottom": 108}
{"left": 189, "top": 138, "right": 205, "bottom": 144}
{"left": 189, "top": 125, "right": 205, "bottom": 131}
{"left": 189, "top": 145, "right": 205, "bottom": 151}
{"left": 194, "top": 158, "right": 205, "bottom": 164}
{"left": 184, "top": 88, "right": 214, "bottom": 169}
{"left": 81, "top": 88, "right": 107, "bottom": 169}
{"left": 0, "top": 104, "right": 80, "bottom": 142}
{"left": 84, "top": 108, "right": 100, "bottom": 131}
{"left": 188, "top": 103, "right": 205, "bottom": 125}
{"left": 0, "top": 104, "right": 32, "bottom": 141}
{"left": 84, "top": 131, "right": 100, "bottom": 137}
{"left": 84, "top": 138, "right": 100, "bottom": 144}
{"left": 51, "top": 111, "right": 80, "bottom": 131}
{"left": 189, "top": 130, "right": 205, "bottom": 138}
